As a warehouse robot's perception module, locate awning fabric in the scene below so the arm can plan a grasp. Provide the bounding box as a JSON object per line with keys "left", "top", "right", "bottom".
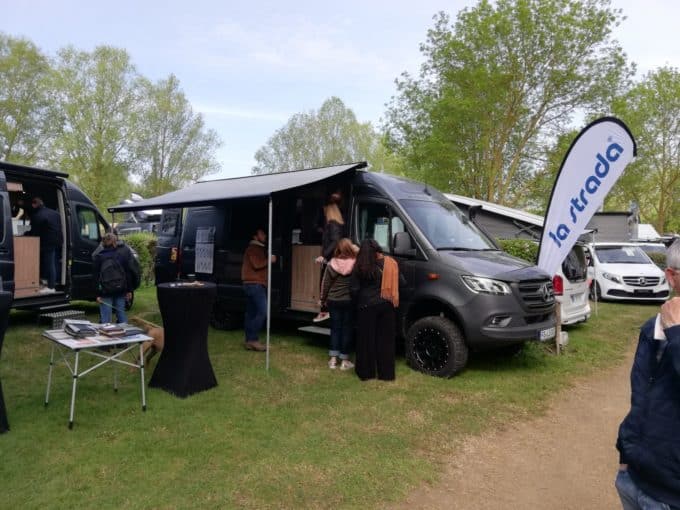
{"left": 108, "top": 162, "right": 367, "bottom": 213}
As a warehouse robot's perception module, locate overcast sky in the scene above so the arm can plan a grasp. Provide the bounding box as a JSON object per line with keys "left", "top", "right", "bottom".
{"left": 3, "top": 0, "right": 679, "bottom": 180}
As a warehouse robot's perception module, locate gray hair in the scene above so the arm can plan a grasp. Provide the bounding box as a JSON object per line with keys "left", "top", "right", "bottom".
{"left": 666, "top": 239, "right": 680, "bottom": 270}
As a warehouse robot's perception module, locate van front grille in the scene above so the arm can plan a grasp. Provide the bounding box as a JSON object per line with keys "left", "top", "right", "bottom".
{"left": 517, "top": 279, "right": 555, "bottom": 310}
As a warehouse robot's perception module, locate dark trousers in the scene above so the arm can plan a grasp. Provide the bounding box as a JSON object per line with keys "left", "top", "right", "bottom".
{"left": 327, "top": 300, "right": 354, "bottom": 358}
{"left": 355, "top": 302, "right": 396, "bottom": 381}
{"left": 243, "top": 284, "right": 267, "bottom": 341}
{"left": 40, "top": 247, "right": 57, "bottom": 288}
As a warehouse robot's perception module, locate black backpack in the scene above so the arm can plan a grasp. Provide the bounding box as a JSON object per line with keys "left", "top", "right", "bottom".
{"left": 99, "top": 252, "right": 127, "bottom": 295}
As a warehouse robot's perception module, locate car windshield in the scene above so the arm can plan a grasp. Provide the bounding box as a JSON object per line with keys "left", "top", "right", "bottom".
{"left": 399, "top": 199, "right": 496, "bottom": 250}
{"left": 594, "top": 245, "right": 651, "bottom": 264}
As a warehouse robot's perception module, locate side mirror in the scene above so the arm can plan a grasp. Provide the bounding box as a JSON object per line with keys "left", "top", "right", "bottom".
{"left": 393, "top": 231, "right": 416, "bottom": 257}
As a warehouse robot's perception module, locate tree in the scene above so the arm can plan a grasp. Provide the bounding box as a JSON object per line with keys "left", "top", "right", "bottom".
{"left": 608, "top": 67, "right": 680, "bottom": 233}
{"left": 0, "top": 34, "right": 55, "bottom": 164}
{"left": 252, "top": 97, "right": 392, "bottom": 174}
{"left": 49, "top": 46, "right": 139, "bottom": 209}
{"left": 130, "top": 75, "right": 221, "bottom": 196}
{"left": 384, "top": 0, "right": 633, "bottom": 205}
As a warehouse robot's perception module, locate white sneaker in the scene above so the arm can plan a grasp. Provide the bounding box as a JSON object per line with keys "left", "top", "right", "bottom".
{"left": 328, "top": 357, "right": 338, "bottom": 369}
{"left": 313, "top": 312, "right": 330, "bottom": 323}
{"left": 38, "top": 287, "right": 56, "bottom": 294}
{"left": 340, "top": 360, "right": 355, "bottom": 371}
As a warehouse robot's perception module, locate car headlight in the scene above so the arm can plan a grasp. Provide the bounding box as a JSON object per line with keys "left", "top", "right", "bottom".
{"left": 461, "top": 276, "right": 511, "bottom": 295}
{"left": 602, "top": 272, "right": 622, "bottom": 284}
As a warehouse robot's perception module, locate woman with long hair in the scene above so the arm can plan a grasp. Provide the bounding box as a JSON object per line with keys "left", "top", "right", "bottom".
{"left": 350, "top": 239, "right": 400, "bottom": 381}
{"left": 313, "top": 192, "right": 344, "bottom": 322}
{"left": 320, "top": 238, "right": 358, "bottom": 370}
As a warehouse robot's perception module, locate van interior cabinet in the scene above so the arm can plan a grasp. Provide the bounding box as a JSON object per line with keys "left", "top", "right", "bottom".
{"left": 290, "top": 245, "right": 321, "bottom": 312}
{"left": 13, "top": 236, "right": 40, "bottom": 298}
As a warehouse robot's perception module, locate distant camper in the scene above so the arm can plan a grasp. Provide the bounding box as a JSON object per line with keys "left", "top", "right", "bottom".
{"left": 0, "top": 161, "right": 112, "bottom": 309}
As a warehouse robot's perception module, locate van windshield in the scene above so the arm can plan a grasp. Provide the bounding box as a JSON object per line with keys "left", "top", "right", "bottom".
{"left": 594, "top": 245, "right": 651, "bottom": 264}
{"left": 400, "top": 199, "right": 496, "bottom": 250}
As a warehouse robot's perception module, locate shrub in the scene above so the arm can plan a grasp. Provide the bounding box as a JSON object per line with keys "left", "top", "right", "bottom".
{"left": 122, "top": 232, "right": 157, "bottom": 285}
{"left": 498, "top": 238, "right": 538, "bottom": 264}
{"left": 647, "top": 251, "right": 666, "bottom": 269}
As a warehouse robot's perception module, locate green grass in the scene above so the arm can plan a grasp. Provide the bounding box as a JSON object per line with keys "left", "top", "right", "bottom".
{"left": 0, "top": 288, "right": 654, "bottom": 509}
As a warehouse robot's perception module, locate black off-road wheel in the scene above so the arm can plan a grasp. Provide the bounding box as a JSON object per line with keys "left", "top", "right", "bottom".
{"left": 124, "top": 291, "right": 134, "bottom": 311}
{"left": 210, "top": 300, "right": 241, "bottom": 330}
{"left": 406, "top": 316, "right": 469, "bottom": 378}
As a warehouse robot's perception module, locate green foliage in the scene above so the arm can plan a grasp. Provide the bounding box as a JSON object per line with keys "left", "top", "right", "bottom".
{"left": 647, "top": 251, "right": 667, "bottom": 270}
{"left": 384, "top": 0, "right": 632, "bottom": 206}
{"left": 252, "top": 96, "right": 399, "bottom": 174}
{"left": 498, "top": 238, "right": 538, "bottom": 263}
{"left": 121, "top": 231, "right": 157, "bottom": 284}
{"left": 0, "top": 290, "right": 651, "bottom": 508}
{"left": 608, "top": 67, "right": 680, "bottom": 233}
{"left": 130, "top": 74, "right": 221, "bottom": 196}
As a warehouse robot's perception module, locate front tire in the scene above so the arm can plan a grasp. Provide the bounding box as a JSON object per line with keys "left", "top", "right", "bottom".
{"left": 589, "top": 281, "right": 602, "bottom": 301}
{"left": 125, "top": 291, "right": 134, "bottom": 311}
{"left": 406, "top": 316, "right": 469, "bottom": 378}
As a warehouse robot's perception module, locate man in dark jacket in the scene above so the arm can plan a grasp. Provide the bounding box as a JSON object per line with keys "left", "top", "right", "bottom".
{"left": 93, "top": 233, "right": 139, "bottom": 324}
{"left": 26, "top": 197, "right": 62, "bottom": 293}
{"left": 615, "top": 239, "right": 680, "bottom": 509}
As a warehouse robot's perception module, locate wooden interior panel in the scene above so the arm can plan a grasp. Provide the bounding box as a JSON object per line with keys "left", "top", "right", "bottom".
{"left": 14, "top": 236, "right": 40, "bottom": 297}
{"left": 290, "top": 245, "right": 321, "bottom": 312}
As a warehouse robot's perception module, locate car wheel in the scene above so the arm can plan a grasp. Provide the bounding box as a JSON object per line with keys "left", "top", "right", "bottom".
{"left": 125, "top": 291, "right": 134, "bottom": 311}
{"left": 210, "top": 300, "right": 241, "bottom": 330}
{"left": 406, "top": 316, "right": 468, "bottom": 378}
{"left": 589, "top": 281, "right": 602, "bottom": 301}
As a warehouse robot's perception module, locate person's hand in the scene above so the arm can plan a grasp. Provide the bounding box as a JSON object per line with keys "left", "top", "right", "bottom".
{"left": 96, "top": 296, "right": 102, "bottom": 303}
{"left": 660, "top": 297, "right": 680, "bottom": 329}
{"left": 271, "top": 254, "right": 277, "bottom": 263}
{"left": 315, "top": 256, "right": 325, "bottom": 264}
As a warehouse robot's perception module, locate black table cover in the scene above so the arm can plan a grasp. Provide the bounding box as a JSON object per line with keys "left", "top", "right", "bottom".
{"left": 0, "top": 291, "right": 12, "bottom": 433}
{"left": 149, "top": 282, "right": 218, "bottom": 398}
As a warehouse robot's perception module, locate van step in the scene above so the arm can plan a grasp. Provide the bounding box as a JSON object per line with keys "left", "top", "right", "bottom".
{"left": 298, "top": 325, "right": 330, "bottom": 336}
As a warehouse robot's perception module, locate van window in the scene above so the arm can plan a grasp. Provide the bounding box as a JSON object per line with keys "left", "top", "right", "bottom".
{"left": 160, "top": 210, "right": 181, "bottom": 236}
{"left": 357, "top": 202, "right": 406, "bottom": 253}
{"left": 77, "top": 207, "right": 106, "bottom": 242}
{"left": 562, "top": 245, "right": 587, "bottom": 282}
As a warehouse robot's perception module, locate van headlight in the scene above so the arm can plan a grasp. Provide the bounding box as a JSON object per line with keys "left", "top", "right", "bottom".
{"left": 461, "top": 276, "right": 511, "bottom": 295}
{"left": 602, "top": 272, "right": 622, "bottom": 284}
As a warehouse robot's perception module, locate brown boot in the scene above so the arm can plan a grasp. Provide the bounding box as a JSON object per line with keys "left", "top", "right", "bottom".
{"left": 244, "top": 340, "right": 267, "bottom": 352}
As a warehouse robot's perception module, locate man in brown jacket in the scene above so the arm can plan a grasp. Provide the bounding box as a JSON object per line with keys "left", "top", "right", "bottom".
{"left": 241, "top": 228, "right": 276, "bottom": 351}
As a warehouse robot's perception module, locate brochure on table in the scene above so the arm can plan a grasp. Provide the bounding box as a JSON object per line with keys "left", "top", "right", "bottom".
{"left": 43, "top": 322, "right": 150, "bottom": 350}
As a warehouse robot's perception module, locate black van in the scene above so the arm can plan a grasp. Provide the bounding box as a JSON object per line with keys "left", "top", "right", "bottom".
{"left": 113, "top": 164, "right": 556, "bottom": 377}
{"left": 0, "top": 161, "right": 110, "bottom": 309}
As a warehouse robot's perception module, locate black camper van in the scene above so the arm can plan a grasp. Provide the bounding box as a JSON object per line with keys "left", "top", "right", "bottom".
{"left": 0, "top": 161, "right": 111, "bottom": 309}
{"left": 111, "top": 163, "right": 556, "bottom": 377}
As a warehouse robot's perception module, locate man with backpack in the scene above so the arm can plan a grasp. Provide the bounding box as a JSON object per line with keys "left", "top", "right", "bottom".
{"left": 93, "top": 232, "right": 141, "bottom": 324}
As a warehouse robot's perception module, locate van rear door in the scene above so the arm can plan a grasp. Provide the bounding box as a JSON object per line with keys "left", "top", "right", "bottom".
{"left": 155, "top": 208, "right": 183, "bottom": 284}
{"left": 0, "top": 171, "right": 13, "bottom": 294}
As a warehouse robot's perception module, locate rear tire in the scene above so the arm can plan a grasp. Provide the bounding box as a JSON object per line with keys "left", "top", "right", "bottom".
{"left": 405, "top": 316, "right": 468, "bottom": 378}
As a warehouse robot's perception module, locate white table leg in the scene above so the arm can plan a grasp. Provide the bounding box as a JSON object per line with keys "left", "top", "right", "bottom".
{"left": 68, "top": 350, "right": 80, "bottom": 429}
{"left": 45, "top": 344, "right": 55, "bottom": 407}
{"left": 139, "top": 343, "right": 146, "bottom": 411}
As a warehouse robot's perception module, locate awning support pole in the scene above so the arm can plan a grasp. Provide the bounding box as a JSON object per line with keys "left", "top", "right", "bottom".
{"left": 266, "top": 196, "right": 272, "bottom": 372}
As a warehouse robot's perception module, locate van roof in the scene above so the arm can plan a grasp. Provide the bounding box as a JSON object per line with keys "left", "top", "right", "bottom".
{"left": 0, "top": 160, "right": 69, "bottom": 178}
{"left": 108, "top": 162, "right": 367, "bottom": 212}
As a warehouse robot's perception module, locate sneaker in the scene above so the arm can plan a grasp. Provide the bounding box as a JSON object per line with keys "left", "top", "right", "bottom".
{"left": 313, "top": 312, "right": 330, "bottom": 323}
{"left": 340, "top": 360, "right": 355, "bottom": 371}
{"left": 244, "top": 341, "right": 267, "bottom": 352}
{"left": 38, "top": 287, "right": 56, "bottom": 295}
{"left": 328, "top": 357, "right": 338, "bottom": 369}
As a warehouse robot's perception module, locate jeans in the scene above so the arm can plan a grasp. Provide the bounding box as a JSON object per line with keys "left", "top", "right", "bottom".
{"left": 615, "top": 469, "right": 671, "bottom": 510}
{"left": 99, "top": 294, "right": 127, "bottom": 324}
{"left": 40, "top": 248, "right": 57, "bottom": 289}
{"left": 327, "top": 301, "right": 353, "bottom": 359}
{"left": 244, "top": 284, "right": 267, "bottom": 342}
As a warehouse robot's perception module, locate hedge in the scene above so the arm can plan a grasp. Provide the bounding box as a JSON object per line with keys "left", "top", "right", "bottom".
{"left": 121, "top": 232, "right": 157, "bottom": 285}
{"left": 497, "top": 238, "right": 538, "bottom": 264}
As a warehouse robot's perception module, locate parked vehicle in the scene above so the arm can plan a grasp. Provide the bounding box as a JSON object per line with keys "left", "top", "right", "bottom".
{"left": 113, "top": 193, "right": 161, "bottom": 235}
{"left": 586, "top": 242, "right": 670, "bottom": 303}
{"left": 553, "top": 243, "right": 591, "bottom": 325}
{"left": 0, "top": 161, "right": 111, "bottom": 309}
{"left": 111, "top": 163, "right": 556, "bottom": 377}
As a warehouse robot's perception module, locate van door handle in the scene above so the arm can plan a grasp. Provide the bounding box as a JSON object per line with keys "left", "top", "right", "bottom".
{"left": 79, "top": 250, "right": 90, "bottom": 256}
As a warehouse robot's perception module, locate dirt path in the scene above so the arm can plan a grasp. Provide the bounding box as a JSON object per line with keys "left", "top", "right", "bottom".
{"left": 392, "top": 347, "right": 634, "bottom": 510}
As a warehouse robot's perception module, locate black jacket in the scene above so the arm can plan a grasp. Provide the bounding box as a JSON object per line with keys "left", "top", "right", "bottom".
{"left": 26, "top": 205, "right": 62, "bottom": 249}
{"left": 321, "top": 221, "right": 344, "bottom": 261}
{"left": 349, "top": 259, "right": 405, "bottom": 309}
{"left": 92, "top": 242, "right": 138, "bottom": 296}
{"left": 616, "top": 317, "right": 680, "bottom": 508}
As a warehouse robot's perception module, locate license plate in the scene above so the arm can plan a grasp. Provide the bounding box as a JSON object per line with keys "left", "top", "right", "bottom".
{"left": 634, "top": 289, "right": 652, "bottom": 295}
{"left": 537, "top": 326, "right": 556, "bottom": 342}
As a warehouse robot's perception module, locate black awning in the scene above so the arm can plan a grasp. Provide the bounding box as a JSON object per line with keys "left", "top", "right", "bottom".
{"left": 108, "top": 162, "right": 366, "bottom": 213}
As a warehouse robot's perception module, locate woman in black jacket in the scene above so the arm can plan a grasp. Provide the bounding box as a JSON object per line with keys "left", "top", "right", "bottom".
{"left": 313, "top": 193, "right": 344, "bottom": 322}
{"left": 350, "top": 239, "right": 400, "bottom": 381}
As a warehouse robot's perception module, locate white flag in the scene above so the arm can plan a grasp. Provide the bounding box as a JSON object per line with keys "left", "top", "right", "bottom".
{"left": 537, "top": 117, "right": 636, "bottom": 276}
